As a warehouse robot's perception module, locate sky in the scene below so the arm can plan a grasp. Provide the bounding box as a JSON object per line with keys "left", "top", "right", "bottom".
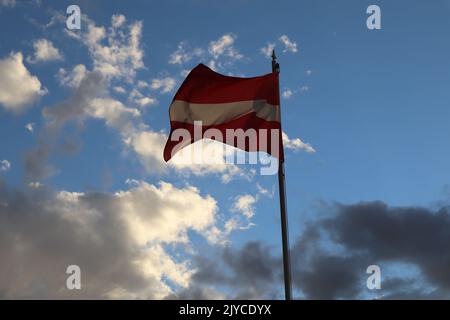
{"left": 1, "top": 0, "right": 450, "bottom": 299}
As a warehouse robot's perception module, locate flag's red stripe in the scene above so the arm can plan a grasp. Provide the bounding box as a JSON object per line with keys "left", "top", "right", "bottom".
{"left": 163, "top": 112, "right": 284, "bottom": 162}
{"left": 173, "top": 64, "right": 280, "bottom": 106}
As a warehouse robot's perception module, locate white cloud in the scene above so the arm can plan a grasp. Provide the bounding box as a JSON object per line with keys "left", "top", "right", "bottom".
{"left": 86, "top": 98, "right": 141, "bottom": 135}
{"left": 306, "top": 70, "right": 313, "bottom": 76}
{"left": 136, "top": 97, "right": 157, "bottom": 107}
{"left": 128, "top": 89, "right": 157, "bottom": 108}
{"left": 169, "top": 42, "right": 203, "bottom": 65}
{"left": 25, "top": 122, "right": 34, "bottom": 133}
{"left": 209, "top": 34, "right": 243, "bottom": 60}
{"left": 67, "top": 15, "right": 144, "bottom": 81}
{"left": 28, "top": 181, "right": 43, "bottom": 188}
{"left": 0, "top": 52, "right": 47, "bottom": 113}
{"left": 279, "top": 35, "right": 298, "bottom": 53}
{"left": 113, "top": 86, "right": 126, "bottom": 94}
{"left": 57, "top": 64, "right": 87, "bottom": 88}
{"left": 232, "top": 194, "right": 257, "bottom": 219}
{"left": 170, "top": 34, "right": 243, "bottom": 73}
{"left": 27, "top": 39, "right": 63, "bottom": 63}
{"left": 0, "top": 159, "right": 11, "bottom": 171}
{"left": 260, "top": 42, "right": 275, "bottom": 59}
{"left": 137, "top": 80, "right": 148, "bottom": 88}
{"left": 256, "top": 183, "right": 274, "bottom": 199}
{"left": 150, "top": 77, "right": 176, "bottom": 94}
{"left": 282, "top": 88, "right": 293, "bottom": 99}
{"left": 111, "top": 14, "right": 126, "bottom": 28}
{"left": 282, "top": 132, "right": 316, "bottom": 153}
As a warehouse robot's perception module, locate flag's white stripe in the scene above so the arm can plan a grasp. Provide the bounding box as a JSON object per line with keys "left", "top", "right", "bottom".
{"left": 169, "top": 100, "right": 280, "bottom": 126}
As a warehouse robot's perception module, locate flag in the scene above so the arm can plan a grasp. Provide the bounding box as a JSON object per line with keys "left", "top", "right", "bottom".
{"left": 163, "top": 63, "right": 283, "bottom": 162}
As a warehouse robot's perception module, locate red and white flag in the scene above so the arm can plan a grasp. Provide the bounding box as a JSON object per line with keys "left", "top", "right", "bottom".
{"left": 163, "top": 64, "right": 283, "bottom": 162}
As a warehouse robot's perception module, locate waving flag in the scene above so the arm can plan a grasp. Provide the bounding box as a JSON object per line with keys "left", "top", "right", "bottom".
{"left": 163, "top": 63, "right": 283, "bottom": 162}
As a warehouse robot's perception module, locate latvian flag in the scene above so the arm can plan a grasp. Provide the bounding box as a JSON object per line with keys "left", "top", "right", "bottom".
{"left": 163, "top": 64, "right": 284, "bottom": 162}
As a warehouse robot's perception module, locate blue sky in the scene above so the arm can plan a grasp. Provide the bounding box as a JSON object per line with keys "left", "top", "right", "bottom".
{"left": 1, "top": 0, "right": 450, "bottom": 299}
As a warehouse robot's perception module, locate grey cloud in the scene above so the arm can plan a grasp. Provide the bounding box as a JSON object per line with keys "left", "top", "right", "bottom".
{"left": 186, "top": 242, "right": 282, "bottom": 299}
{"left": 24, "top": 71, "right": 107, "bottom": 181}
{"left": 290, "top": 201, "right": 450, "bottom": 299}
{"left": 182, "top": 201, "right": 450, "bottom": 300}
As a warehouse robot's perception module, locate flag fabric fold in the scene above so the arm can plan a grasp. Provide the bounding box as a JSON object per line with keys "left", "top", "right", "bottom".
{"left": 163, "top": 63, "right": 283, "bottom": 162}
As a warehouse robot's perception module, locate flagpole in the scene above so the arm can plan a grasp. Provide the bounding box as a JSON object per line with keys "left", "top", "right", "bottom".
{"left": 272, "top": 50, "right": 293, "bottom": 300}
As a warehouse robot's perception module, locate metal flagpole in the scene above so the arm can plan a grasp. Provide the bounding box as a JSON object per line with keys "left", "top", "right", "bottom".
{"left": 272, "top": 50, "right": 293, "bottom": 300}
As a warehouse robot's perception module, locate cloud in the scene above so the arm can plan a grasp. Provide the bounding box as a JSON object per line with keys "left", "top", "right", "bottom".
{"left": 25, "top": 123, "right": 34, "bottom": 133}
{"left": 256, "top": 183, "right": 274, "bottom": 199}
{"left": 183, "top": 242, "right": 281, "bottom": 299}
{"left": 57, "top": 64, "right": 87, "bottom": 88}
{"left": 282, "top": 132, "right": 316, "bottom": 153}
{"left": 113, "top": 86, "right": 126, "bottom": 94}
{"left": 111, "top": 14, "right": 126, "bottom": 28}
{"left": 26, "top": 16, "right": 250, "bottom": 182}
{"left": 178, "top": 200, "right": 450, "bottom": 299}
{"left": 168, "top": 42, "right": 204, "bottom": 65}
{"left": 287, "top": 201, "right": 450, "bottom": 299}
{"left": 150, "top": 77, "right": 176, "bottom": 94}
{"left": 282, "top": 88, "right": 293, "bottom": 99}
{"left": 166, "top": 286, "right": 225, "bottom": 300}
{"left": 279, "top": 35, "right": 298, "bottom": 53}
{"left": 260, "top": 42, "right": 275, "bottom": 59}
{"left": 169, "top": 34, "right": 244, "bottom": 73}
{"left": 0, "top": 160, "right": 11, "bottom": 172}
{"left": 232, "top": 194, "right": 257, "bottom": 219}
{"left": 128, "top": 88, "right": 157, "bottom": 107}
{"left": 208, "top": 34, "right": 243, "bottom": 60}
{"left": 0, "top": 180, "right": 220, "bottom": 298}
{"left": 25, "top": 70, "right": 107, "bottom": 180}
{"left": 0, "top": 52, "right": 47, "bottom": 113}
{"left": 27, "top": 39, "right": 63, "bottom": 63}
{"left": 86, "top": 98, "right": 141, "bottom": 136}
{"left": 67, "top": 15, "right": 144, "bottom": 81}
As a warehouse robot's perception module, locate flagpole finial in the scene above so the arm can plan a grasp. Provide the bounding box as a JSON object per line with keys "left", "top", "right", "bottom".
{"left": 271, "top": 49, "right": 280, "bottom": 73}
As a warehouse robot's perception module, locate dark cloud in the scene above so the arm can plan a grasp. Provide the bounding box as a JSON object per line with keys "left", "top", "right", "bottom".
{"left": 24, "top": 71, "right": 107, "bottom": 181}
{"left": 181, "top": 201, "right": 450, "bottom": 300}
{"left": 184, "top": 242, "right": 282, "bottom": 299}
{"left": 166, "top": 286, "right": 224, "bottom": 300}
{"left": 3, "top": 171, "right": 450, "bottom": 300}
{"left": 290, "top": 201, "right": 450, "bottom": 299}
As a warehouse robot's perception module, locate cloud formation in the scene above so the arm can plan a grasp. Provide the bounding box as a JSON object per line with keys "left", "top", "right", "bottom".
{"left": 286, "top": 201, "right": 450, "bottom": 299}
{"left": 279, "top": 35, "right": 298, "bottom": 53}
{"left": 0, "top": 52, "right": 47, "bottom": 113}
{"left": 282, "top": 132, "right": 316, "bottom": 153}
{"left": 0, "top": 180, "right": 220, "bottom": 299}
{"left": 0, "top": 160, "right": 11, "bottom": 172}
{"left": 27, "top": 39, "right": 63, "bottom": 63}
